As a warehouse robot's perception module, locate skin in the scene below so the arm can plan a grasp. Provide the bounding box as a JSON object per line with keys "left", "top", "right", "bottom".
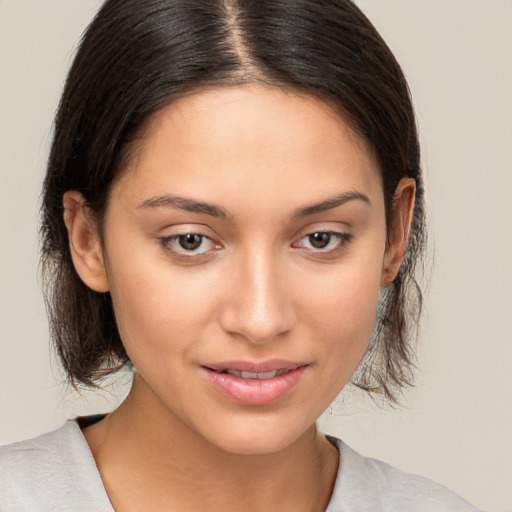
{"left": 64, "top": 85, "right": 415, "bottom": 512}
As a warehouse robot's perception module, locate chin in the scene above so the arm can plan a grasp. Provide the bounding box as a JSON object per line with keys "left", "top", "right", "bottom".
{"left": 196, "top": 415, "right": 317, "bottom": 456}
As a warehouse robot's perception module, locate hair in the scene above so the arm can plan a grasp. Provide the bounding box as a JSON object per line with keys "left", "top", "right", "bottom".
{"left": 41, "top": 0, "right": 426, "bottom": 401}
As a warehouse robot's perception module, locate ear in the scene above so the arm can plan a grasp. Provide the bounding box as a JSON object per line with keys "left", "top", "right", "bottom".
{"left": 381, "top": 178, "right": 416, "bottom": 287}
{"left": 63, "top": 191, "right": 110, "bottom": 293}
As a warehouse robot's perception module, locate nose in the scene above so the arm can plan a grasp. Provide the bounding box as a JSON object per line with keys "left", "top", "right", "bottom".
{"left": 219, "top": 248, "right": 295, "bottom": 344}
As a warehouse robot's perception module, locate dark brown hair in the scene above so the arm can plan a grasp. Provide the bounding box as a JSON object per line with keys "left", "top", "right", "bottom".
{"left": 41, "top": 0, "right": 425, "bottom": 400}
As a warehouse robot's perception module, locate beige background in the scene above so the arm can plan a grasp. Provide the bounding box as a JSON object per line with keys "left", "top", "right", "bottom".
{"left": 0, "top": 1, "right": 510, "bottom": 510}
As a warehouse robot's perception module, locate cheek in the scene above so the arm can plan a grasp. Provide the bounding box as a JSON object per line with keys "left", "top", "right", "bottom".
{"left": 316, "top": 277, "right": 380, "bottom": 348}
{"left": 105, "top": 251, "right": 220, "bottom": 366}
{"left": 299, "top": 251, "right": 384, "bottom": 370}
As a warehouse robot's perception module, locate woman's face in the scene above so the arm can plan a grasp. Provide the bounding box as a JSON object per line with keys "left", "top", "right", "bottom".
{"left": 82, "top": 85, "right": 403, "bottom": 454}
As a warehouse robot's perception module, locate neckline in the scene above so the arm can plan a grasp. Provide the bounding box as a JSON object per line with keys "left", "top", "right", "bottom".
{"left": 76, "top": 413, "right": 108, "bottom": 429}
{"left": 70, "top": 415, "right": 345, "bottom": 511}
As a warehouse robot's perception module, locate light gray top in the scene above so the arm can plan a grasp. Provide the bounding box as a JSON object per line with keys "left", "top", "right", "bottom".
{"left": 0, "top": 420, "right": 484, "bottom": 511}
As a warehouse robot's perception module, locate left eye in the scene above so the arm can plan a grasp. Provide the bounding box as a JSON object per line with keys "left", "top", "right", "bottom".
{"left": 295, "top": 231, "right": 352, "bottom": 251}
{"left": 160, "top": 234, "right": 216, "bottom": 255}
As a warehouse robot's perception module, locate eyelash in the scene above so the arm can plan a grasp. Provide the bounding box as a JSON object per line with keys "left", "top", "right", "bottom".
{"left": 158, "top": 230, "right": 353, "bottom": 259}
{"left": 293, "top": 231, "right": 353, "bottom": 254}
{"left": 158, "top": 233, "right": 218, "bottom": 257}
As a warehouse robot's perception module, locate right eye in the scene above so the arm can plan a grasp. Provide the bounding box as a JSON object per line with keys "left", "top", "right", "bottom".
{"left": 159, "top": 233, "right": 218, "bottom": 256}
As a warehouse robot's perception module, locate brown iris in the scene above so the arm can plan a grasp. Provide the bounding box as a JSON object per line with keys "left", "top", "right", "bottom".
{"left": 178, "top": 234, "right": 203, "bottom": 250}
{"left": 308, "top": 232, "right": 332, "bottom": 249}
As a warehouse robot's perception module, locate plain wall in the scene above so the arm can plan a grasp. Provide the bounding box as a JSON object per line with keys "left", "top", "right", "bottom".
{"left": 0, "top": 1, "right": 510, "bottom": 511}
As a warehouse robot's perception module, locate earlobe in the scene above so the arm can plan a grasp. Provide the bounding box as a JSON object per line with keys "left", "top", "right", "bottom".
{"left": 381, "top": 178, "right": 416, "bottom": 287}
{"left": 63, "top": 191, "right": 110, "bottom": 293}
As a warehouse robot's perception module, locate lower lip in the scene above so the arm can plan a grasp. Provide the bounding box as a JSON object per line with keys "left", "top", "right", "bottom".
{"left": 203, "top": 366, "right": 307, "bottom": 406}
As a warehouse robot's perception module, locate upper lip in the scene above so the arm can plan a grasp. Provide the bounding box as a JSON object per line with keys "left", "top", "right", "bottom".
{"left": 203, "top": 359, "right": 306, "bottom": 373}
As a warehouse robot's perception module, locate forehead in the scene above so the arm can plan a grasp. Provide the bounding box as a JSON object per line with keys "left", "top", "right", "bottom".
{"left": 112, "top": 85, "right": 382, "bottom": 212}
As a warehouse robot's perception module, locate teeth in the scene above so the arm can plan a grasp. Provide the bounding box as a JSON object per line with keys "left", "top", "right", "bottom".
{"left": 255, "top": 370, "right": 278, "bottom": 379}
{"left": 225, "top": 369, "right": 286, "bottom": 379}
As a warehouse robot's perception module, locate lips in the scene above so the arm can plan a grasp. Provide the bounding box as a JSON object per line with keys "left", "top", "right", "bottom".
{"left": 202, "top": 360, "right": 308, "bottom": 406}
{"left": 224, "top": 369, "right": 288, "bottom": 379}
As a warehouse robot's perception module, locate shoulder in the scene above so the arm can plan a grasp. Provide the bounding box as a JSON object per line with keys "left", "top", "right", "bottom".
{"left": 0, "top": 424, "right": 64, "bottom": 508}
{"left": 326, "top": 436, "right": 485, "bottom": 512}
{"left": 0, "top": 420, "right": 112, "bottom": 512}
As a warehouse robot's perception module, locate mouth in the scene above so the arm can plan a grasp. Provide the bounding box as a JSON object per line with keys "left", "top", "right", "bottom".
{"left": 201, "top": 360, "right": 308, "bottom": 406}
{"left": 203, "top": 360, "right": 305, "bottom": 378}
{"left": 221, "top": 368, "right": 289, "bottom": 379}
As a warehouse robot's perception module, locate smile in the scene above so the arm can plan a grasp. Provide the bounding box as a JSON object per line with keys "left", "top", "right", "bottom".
{"left": 224, "top": 369, "right": 289, "bottom": 379}
{"left": 202, "top": 361, "right": 308, "bottom": 406}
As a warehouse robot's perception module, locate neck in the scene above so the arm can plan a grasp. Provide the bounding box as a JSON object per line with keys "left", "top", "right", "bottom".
{"left": 83, "top": 374, "right": 339, "bottom": 512}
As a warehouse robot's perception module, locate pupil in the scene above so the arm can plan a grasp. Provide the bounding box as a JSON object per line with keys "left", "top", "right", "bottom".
{"left": 309, "top": 232, "right": 331, "bottom": 249}
{"left": 179, "top": 234, "right": 202, "bottom": 250}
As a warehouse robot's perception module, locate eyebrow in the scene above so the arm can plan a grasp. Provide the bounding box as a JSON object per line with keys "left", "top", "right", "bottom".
{"left": 292, "top": 191, "right": 371, "bottom": 220}
{"left": 138, "top": 190, "right": 370, "bottom": 221}
{"left": 138, "top": 194, "right": 230, "bottom": 219}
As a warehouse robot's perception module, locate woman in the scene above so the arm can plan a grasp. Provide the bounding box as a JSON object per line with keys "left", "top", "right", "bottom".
{"left": 0, "top": 0, "right": 483, "bottom": 510}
